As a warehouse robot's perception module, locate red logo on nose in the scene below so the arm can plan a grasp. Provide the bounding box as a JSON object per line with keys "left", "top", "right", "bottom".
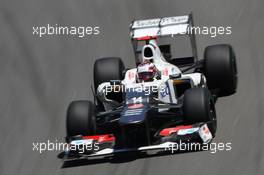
{"left": 128, "top": 103, "right": 144, "bottom": 109}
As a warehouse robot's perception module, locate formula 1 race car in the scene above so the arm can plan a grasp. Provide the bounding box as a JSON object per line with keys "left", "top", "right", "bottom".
{"left": 63, "top": 14, "right": 238, "bottom": 160}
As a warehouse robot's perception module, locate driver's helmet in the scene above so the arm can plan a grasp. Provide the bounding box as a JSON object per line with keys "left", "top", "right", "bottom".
{"left": 137, "top": 62, "right": 157, "bottom": 82}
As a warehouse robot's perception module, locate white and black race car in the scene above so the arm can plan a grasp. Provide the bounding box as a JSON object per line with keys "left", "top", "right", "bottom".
{"left": 64, "top": 14, "right": 238, "bottom": 160}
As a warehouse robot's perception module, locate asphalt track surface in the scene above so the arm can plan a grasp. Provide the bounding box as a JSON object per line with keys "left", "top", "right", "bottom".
{"left": 1, "top": 0, "right": 264, "bottom": 174}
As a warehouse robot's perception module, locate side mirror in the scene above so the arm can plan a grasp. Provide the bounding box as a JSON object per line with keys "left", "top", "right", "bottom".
{"left": 110, "top": 80, "right": 122, "bottom": 85}
{"left": 169, "top": 73, "right": 181, "bottom": 79}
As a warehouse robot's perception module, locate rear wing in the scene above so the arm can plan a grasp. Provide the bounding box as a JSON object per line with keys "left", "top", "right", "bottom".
{"left": 130, "top": 14, "right": 198, "bottom": 65}
{"left": 130, "top": 14, "right": 192, "bottom": 39}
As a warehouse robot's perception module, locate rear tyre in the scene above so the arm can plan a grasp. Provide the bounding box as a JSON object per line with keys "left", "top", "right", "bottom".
{"left": 204, "top": 44, "right": 238, "bottom": 97}
{"left": 183, "top": 88, "right": 216, "bottom": 136}
{"left": 66, "top": 101, "right": 96, "bottom": 139}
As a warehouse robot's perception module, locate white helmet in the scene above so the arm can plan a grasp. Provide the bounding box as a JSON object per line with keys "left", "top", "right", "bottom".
{"left": 137, "top": 62, "right": 157, "bottom": 82}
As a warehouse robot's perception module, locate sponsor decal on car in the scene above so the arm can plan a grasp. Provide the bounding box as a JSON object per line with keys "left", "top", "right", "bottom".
{"left": 162, "top": 68, "right": 169, "bottom": 76}
{"left": 177, "top": 127, "right": 199, "bottom": 135}
{"left": 128, "top": 103, "right": 144, "bottom": 109}
{"left": 128, "top": 71, "right": 135, "bottom": 80}
{"left": 160, "top": 86, "right": 169, "bottom": 98}
{"left": 199, "top": 124, "right": 213, "bottom": 143}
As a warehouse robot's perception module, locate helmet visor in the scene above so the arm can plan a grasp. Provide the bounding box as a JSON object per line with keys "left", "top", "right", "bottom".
{"left": 138, "top": 72, "right": 154, "bottom": 82}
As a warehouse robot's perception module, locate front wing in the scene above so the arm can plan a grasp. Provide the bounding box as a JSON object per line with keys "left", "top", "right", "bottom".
{"left": 63, "top": 123, "right": 212, "bottom": 160}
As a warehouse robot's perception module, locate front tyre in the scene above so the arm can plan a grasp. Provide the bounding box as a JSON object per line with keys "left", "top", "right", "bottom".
{"left": 66, "top": 101, "right": 96, "bottom": 139}
{"left": 183, "top": 88, "right": 217, "bottom": 136}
